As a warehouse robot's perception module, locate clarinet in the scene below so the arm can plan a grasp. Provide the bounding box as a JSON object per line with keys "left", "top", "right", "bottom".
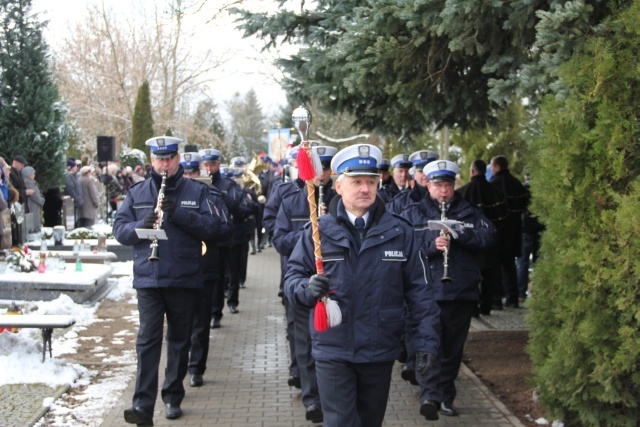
{"left": 148, "top": 172, "right": 167, "bottom": 262}
{"left": 440, "top": 198, "right": 453, "bottom": 283}
{"left": 318, "top": 182, "right": 325, "bottom": 217}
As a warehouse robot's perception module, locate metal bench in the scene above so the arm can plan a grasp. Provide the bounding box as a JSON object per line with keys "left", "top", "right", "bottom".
{"left": 0, "top": 314, "right": 76, "bottom": 362}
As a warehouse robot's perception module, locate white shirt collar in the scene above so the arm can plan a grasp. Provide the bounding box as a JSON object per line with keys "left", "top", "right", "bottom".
{"left": 345, "top": 210, "right": 370, "bottom": 227}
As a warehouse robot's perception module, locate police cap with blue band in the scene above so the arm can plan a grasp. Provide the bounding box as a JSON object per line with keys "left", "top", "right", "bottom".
{"left": 230, "top": 156, "right": 246, "bottom": 167}
{"left": 423, "top": 160, "right": 460, "bottom": 182}
{"left": 377, "top": 158, "right": 390, "bottom": 172}
{"left": 180, "top": 152, "right": 201, "bottom": 172}
{"left": 331, "top": 144, "right": 382, "bottom": 176}
{"left": 390, "top": 153, "right": 412, "bottom": 169}
{"left": 199, "top": 148, "right": 221, "bottom": 163}
{"left": 409, "top": 150, "right": 439, "bottom": 169}
{"left": 312, "top": 145, "right": 338, "bottom": 168}
{"left": 146, "top": 136, "right": 182, "bottom": 159}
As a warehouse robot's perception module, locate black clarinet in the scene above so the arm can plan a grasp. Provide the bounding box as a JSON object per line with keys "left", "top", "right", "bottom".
{"left": 148, "top": 172, "right": 167, "bottom": 262}
{"left": 440, "top": 198, "right": 453, "bottom": 283}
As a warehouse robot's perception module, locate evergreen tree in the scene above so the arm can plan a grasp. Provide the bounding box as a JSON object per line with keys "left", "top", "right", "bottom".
{"left": 130, "top": 80, "right": 154, "bottom": 155}
{"left": 233, "top": 0, "right": 620, "bottom": 136}
{"left": 0, "top": 0, "right": 69, "bottom": 191}
{"left": 527, "top": 3, "right": 640, "bottom": 425}
{"left": 227, "top": 89, "right": 265, "bottom": 156}
{"left": 191, "top": 99, "right": 226, "bottom": 148}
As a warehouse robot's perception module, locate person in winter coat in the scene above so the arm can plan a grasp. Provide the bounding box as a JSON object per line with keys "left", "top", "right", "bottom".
{"left": 400, "top": 160, "right": 496, "bottom": 420}
{"left": 21, "top": 166, "right": 44, "bottom": 231}
{"left": 285, "top": 144, "right": 440, "bottom": 427}
{"left": 113, "top": 136, "right": 228, "bottom": 427}
{"left": 77, "top": 166, "right": 100, "bottom": 228}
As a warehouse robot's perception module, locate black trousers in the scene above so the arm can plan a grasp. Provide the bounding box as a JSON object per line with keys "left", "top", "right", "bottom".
{"left": 226, "top": 243, "right": 245, "bottom": 307}
{"left": 189, "top": 278, "right": 217, "bottom": 375}
{"left": 316, "top": 359, "right": 394, "bottom": 427}
{"left": 133, "top": 288, "right": 196, "bottom": 412}
{"left": 479, "top": 267, "right": 501, "bottom": 313}
{"left": 292, "top": 303, "right": 320, "bottom": 408}
{"left": 239, "top": 240, "right": 249, "bottom": 283}
{"left": 500, "top": 253, "right": 519, "bottom": 304}
{"left": 418, "top": 300, "right": 475, "bottom": 406}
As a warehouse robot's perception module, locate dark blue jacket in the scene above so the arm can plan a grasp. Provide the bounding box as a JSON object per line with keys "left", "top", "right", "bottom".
{"left": 210, "top": 170, "right": 254, "bottom": 245}
{"left": 285, "top": 196, "right": 440, "bottom": 363}
{"left": 113, "top": 167, "right": 224, "bottom": 289}
{"left": 262, "top": 178, "right": 304, "bottom": 236}
{"left": 386, "top": 183, "right": 427, "bottom": 214}
{"left": 201, "top": 184, "right": 233, "bottom": 280}
{"left": 273, "top": 179, "right": 336, "bottom": 257}
{"left": 400, "top": 195, "right": 496, "bottom": 301}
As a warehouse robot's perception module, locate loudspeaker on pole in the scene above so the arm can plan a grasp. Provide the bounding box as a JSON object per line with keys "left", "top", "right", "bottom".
{"left": 97, "top": 136, "right": 116, "bottom": 163}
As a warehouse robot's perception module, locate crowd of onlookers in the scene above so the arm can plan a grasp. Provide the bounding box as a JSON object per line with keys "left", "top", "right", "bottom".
{"left": 0, "top": 153, "right": 151, "bottom": 249}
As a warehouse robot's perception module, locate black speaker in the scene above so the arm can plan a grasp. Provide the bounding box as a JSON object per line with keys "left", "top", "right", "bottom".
{"left": 97, "top": 136, "right": 116, "bottom": 163}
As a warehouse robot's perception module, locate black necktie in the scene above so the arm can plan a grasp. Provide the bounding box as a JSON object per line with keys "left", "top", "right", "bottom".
{"left": 355, "top": 217, "right": 365, "bottom": 230}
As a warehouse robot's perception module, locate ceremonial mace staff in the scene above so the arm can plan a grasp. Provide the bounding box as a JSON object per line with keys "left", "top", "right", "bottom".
{"left": 291, "top": 106, "right": 341, "bottom": 332}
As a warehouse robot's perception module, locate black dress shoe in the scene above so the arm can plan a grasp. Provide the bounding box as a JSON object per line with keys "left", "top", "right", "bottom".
{"left": 210, "top": 317, "right": 221, "bottom": 329}
{"left": 401, "top": 365, "right": 419, "bottom": 385}
{"left": 420, "top": 400, "right": 439, "bottom": 421}
{"left": 124, "top": 406, "right": 154, "bottom": 426}
{"left": 164, "top": 403, "right": 183, "bottom": 420}
{"left": 440, "top": 402, "right": 458, "bottom": 416}
{"left": 189, "top": 374, "right": 203, "bottom": 387}
{"left": 287, "top": 375, "right": 301, "bottom": 388}
{"left": 305, "top": 404, "right": 323, "bottom": 423}
{"left": 239, "top": 282, "right": 246, "bottom": 289}
{"left": 229, "top": 305, "right": 239, "bottom": 314}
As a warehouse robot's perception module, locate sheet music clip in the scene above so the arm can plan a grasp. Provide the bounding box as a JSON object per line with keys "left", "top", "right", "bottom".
{"left": 427, "top": 220, "right": 463, "bottom": 239}
{"left": 135, "top": 228, "right": 168, "bottom": 240}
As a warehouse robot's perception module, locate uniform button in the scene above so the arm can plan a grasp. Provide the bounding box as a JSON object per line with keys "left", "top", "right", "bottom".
{"left": 380, "top": 236, "right": 384, "bottom": 239}
{"left": 396, "top": 228, "right": 399, "bottom": 231}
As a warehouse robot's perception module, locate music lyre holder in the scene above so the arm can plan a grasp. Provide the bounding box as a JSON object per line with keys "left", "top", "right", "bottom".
{"left": 135, "top": 228, "right": 168, "bottom": 240}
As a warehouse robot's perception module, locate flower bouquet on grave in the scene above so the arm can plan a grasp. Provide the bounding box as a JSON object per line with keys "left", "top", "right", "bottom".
{"left": 6, "top": 246, "right": 37, "bottom": 272}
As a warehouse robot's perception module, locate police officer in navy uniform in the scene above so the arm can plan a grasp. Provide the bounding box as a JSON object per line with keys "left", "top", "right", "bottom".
{"left": 262, "top": 149, "right": 304, "bottom": 388}
{"left": 387, "top": 150, "right": 439, "bottom": 214}
{"left": 377, "top": 158, "right": 392, "bottom": 188}
{"left": 400, "top": 160, "right": 496, "bottom": 420}
{"left": 274, "top": 145, "right": 338, "bottom": 424}
{"left": 114, "top": 137, "right": 226, "bottom": 426}
{"left": 180, "top": 153, "right": 233, "bottom": 387}
{"left": 199, "top": 148, "right": 253, "bottom": 320}
{"left": 378, "top": 153, "right": 412, "bottom": 203}
{"left": 285, "top": 144, "right": 440, "bottom": 427}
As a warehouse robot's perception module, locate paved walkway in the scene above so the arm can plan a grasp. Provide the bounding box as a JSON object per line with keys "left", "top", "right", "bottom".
{"left": 98, "top": 247, "right": 526, "bottom": 427}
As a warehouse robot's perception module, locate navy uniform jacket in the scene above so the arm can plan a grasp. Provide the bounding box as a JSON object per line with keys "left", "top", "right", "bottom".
{"left": 400, "top": 195, "right": 496, "bottom": 301}
{"left": 386, "top": 184, "right": 427, "bottom": 214}
{"left": 113, "top": 167, "right": 223, "bottom": 289}
{"left": 377, "top": 181, "right": 404, "bottom": 204}
{"left": 273, "top": 179, "right": 336, "bottom": 257}
{"left": 263, "top": 178, "right": 304, "bottom": 236}
{"left": 210, "top": 170, "right": 254, "bottom": 246}
{"left": 285, "top": 196, "right": 440, "bottom": 363}
{"left": 201, "top": 184, "right": 233, "bottom": 281}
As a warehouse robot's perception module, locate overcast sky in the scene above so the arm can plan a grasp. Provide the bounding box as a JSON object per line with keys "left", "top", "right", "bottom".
{"left": 32, "top": 0, "right": 290, "bottom": 118}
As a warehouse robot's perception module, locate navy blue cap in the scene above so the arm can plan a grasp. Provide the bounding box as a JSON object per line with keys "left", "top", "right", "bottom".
{"left": 409, "top": 150, "right": 439, "bottom": 168}
{"left": 423, "top": 160, "right": 460, "bottom": 182}
{"left": 199, "top": 148, "right": 221, "bottom": 163}
{"left": 312, "top": 146, "right": 338, "bottom": 168}
{"left": 390, "top": 153, "right": 412, "bottom": 169}
{"left": 146, "top": 136, "right": 182, "bottom": 158}
{"left": 377, "top": 158, "right": 390, "bottom": 172}
{"left": 180, "top": 152, "right": 201, "bottom": 172}
{"left": 230, "top": 156, "right": 246, "bottom": 167}
{"left": 331, "top": 144, "right": 382, "bottom": 176}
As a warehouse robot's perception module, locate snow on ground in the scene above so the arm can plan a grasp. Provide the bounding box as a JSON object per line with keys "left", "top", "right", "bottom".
{"left": 0, "top": 261, "right": 138, "bottom": 427}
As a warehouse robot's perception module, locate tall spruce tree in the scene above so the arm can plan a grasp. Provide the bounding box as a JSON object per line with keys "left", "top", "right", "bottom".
{"left": 233, "top": 0, "right": 619, "bottom": 136}
{"left": 0, "top": 0, "right": 68, "bottom": 191}
{"left": 227, "top": 89, "right": 265, "bottom": 156}
{"left": 527, "top": 3, "right": 640, "bottom": 425}
{"left": 130, "top": 80, "right": 154, "bottom": 155}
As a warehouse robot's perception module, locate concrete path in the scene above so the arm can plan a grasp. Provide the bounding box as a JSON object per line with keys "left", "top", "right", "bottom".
{"left": 99, "top": 246, "right": 526, "bottom": 427}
